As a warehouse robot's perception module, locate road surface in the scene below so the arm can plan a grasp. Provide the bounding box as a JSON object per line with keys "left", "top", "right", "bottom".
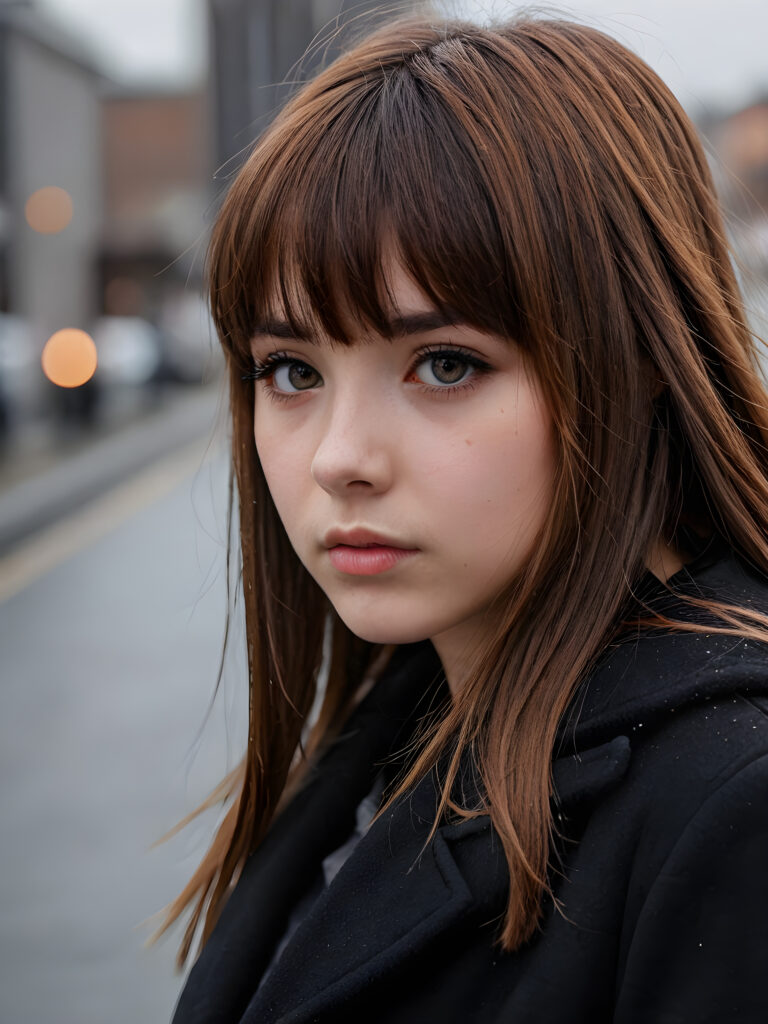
{"left": 0, "top": 436, "right": 248, "bottom": 1023}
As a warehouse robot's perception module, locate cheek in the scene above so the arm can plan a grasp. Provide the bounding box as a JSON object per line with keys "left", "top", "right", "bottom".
{"left": 419, "top": 400, "right": 555, "bottom": 526}
{"left": 254, "top": 415, "right": 307, "bottom": 523}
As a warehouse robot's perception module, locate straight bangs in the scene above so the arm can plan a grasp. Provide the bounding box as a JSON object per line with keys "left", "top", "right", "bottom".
{"left": 208, "top": 31, "right": 543, "bottom": 374}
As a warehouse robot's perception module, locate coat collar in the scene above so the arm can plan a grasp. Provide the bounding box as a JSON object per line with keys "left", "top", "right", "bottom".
{"left": 232, "top": 649, "right": 632, "bottom": 1024}
{"left": 241, "top": 767, "right": 481, "bottom": 1024}
{"left": 237, "top": 732, "right": 630, "bottom": 1024}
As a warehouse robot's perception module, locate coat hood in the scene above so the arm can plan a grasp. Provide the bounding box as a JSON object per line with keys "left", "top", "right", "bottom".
{"left": 559, "top": 538, "right": 768, "bottom": 751}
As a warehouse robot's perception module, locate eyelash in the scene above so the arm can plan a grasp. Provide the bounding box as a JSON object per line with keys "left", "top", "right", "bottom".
{"left": 241, "top": 344, "right": 493, "bottom": 404}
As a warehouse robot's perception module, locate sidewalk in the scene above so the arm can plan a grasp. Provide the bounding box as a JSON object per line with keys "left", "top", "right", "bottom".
{"left": 0, "top": 382, "right": 225, "bottom": 555}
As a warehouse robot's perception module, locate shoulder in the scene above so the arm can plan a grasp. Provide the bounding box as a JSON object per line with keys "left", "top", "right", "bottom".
{"left": 557, "top": 545, "right": 768, "bottom": 912}
{"left": 610, "top": 708, "right": 768, "bottom": 1022}
{"left": 621, "top": 690, "right": 768, "bottom": 851}
{"left": 557, "top": 689, "right": 768, "bottom": 869}
{"left": 560, "top": 683, "right": 768, "bottom": 1021}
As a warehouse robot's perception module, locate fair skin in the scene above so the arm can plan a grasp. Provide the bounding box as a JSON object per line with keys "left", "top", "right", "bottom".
{"left": 251, "top": 263, "right": 683, "bottom": 695}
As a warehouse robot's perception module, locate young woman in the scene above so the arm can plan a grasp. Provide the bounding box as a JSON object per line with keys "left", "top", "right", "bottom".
{"left": 164, "top": 12, "right": 768, "bottom": 1023}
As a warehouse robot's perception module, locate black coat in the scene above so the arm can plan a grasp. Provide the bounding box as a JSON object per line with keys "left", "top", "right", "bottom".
{"left": 172, "top": 546, "right": 768, "bottom": 1023}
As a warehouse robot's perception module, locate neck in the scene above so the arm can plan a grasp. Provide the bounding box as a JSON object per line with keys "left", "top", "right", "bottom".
{"left": 646, "top": 539, "right": 686, "bottom": 584}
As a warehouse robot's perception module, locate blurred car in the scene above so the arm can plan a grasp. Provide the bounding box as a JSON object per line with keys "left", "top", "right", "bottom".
{"left": 90, "top": 316, "right": 163, "bottom": 388}
{"left": 157, "top": 292, "right": 221, "bottom": 384}
{"left": 0, "top": 314, "right": 44, "bottom": 436}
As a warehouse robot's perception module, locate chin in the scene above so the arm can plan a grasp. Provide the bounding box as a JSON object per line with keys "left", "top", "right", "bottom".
{"left": 335, "top": 612, "right": 434, "bottom": 647}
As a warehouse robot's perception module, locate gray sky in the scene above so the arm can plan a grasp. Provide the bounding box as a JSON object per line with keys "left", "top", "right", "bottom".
{"left": 38, "top": 0, "right": 207, "bottom": 87}
{"left": 38, "top": 0, "right": 768, "bottom": 115}
{"left": 445, "top": 1, "right": 768, "bottom": 115}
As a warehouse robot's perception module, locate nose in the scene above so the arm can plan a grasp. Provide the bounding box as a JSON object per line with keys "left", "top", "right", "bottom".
{"left": 310, "top": 385, "right": 394, "bottom": 496}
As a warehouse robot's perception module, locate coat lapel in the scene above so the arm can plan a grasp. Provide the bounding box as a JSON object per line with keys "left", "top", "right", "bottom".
{"left": 552, "top": 735, "right": 631, "bottom": 811}
{"left": 240, "top": 735, "right": 632, "bottom": 1024}
{"left": 173, "top": 642, "right": 448, "bottom": 1024}
{"left": 239, "top": 767, "right": 487, "bottom": 1024}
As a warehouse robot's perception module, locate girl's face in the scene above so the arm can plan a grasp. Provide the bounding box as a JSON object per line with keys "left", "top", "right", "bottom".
{"left": 251, "top": 263, "right": 556, "bottom": 689}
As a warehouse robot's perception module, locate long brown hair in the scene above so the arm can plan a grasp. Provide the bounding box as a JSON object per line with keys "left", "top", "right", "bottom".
{"left": 159, "top": 11, "right": 768, "bottom": 965}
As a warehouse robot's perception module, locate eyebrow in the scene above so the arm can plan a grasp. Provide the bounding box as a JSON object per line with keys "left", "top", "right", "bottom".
{"left": 250, "top": 309, "right": 466, "bottom": 342}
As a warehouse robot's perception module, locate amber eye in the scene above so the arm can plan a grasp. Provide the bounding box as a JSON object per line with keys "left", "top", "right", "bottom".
{"left": 274, "top": 361, "right": 321, "bottom": 391}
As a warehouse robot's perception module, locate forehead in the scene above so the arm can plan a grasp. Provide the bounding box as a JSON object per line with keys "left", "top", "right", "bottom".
{"left": 381, "top": 261, "right": 428, "bottom": 311}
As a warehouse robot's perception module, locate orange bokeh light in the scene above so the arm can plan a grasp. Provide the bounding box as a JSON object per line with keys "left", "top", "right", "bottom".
{"left": 25, "top": 186, "right": 73, "bottom": 234}
{"left": 41, "top": 329, "right": 98, "bottom": 388}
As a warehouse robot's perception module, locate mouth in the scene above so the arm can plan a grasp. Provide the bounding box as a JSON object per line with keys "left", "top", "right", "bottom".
{"left": 323, "top": 527, "right": 417, "bottom": 551}
{"left": 326, "top": 543, "right": 419, "bottom": 576}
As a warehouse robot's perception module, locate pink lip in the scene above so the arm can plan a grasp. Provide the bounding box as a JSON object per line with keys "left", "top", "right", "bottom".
{"left": 323, "top": 527, "right": 419, "bottom": 576}
{"left": 323, "top": 527, "right": 415, "bottom": 549}
{"left": 327, "top": 545, "right": 418, "bottom": 576}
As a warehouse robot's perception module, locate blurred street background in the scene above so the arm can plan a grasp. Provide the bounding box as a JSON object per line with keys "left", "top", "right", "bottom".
{"left": 0, "top": 0, "right": 766, "bottom": 1021}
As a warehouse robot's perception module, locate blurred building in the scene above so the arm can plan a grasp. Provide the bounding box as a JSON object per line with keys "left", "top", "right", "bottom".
{"left": 0, "top": 0, "right": 105, "bottom": 430}
{"left": 0, "top": 0, "right": 102, "bottom": 331}
{"left": 208, "top": 0, "right": 423, "bottom": 177}
{"left": 706, "top": 101, "right": 768, "bottom": 216}
{"left": 100, "top": 86, "right": 209, "bottom": 310}
{"left": 98, "top": 84, "right": 214, "bottom": 385}
{"left": 703, "top": 99, "right": 768, "bottom": 335}
{"left": 0, "top": 0, "right": 216, "bottom": 439}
